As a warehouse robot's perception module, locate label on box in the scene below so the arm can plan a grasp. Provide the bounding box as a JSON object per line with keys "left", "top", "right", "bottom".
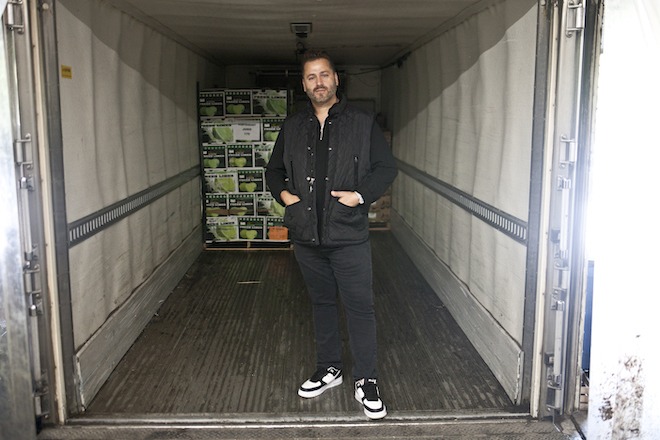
{"left": 256, "top": 194, "right": 285, "bottom": 217}
{"left": 206, "top": 216, "right": 239, "bottom": 242}
{"left": 205, "top": 194, "right": 229, "bottom": 217}
{"left": 226, "top": 144, "right": 254, "bottom": 168}
{"left": 199, "top": 89, "right": 224, "bottom": 117}
{"left": 266, "top": 218, "right": 289, "bottom": 241}
{"left": 228, "top": 194, "right": 256, "bottom": 216}
{"left": 237, "top": 168, "right": 265, "bottom": 193}
{"left": 261, "top": 117, "right": 284, "bottom": 143}
{"left": 204, "top": 170, "right": 238, "bottom": 194}
{"left": 201, "top": 118, "right": 261, "bottom": 144}
{"left": 252, "top": 90, "right": 287, "bottom": 116}
{"left": 224, "top": 90, "right": 253, "bottom": 116}
{"left": 254, "top": 143, "right": 274, "bottom": 168}
{"left": 202, "top": 144, "right": 227, "bottom": 169}
{"left": 238, "top": 216, "right": 265, "bottom": 240}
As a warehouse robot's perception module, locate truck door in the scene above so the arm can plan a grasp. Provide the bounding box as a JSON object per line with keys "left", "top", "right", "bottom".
{"left": 537, "top": 0, "right": 597, "bottom": 420}
{"left": 1, "top": 0, "right": 54, "bottom": 435}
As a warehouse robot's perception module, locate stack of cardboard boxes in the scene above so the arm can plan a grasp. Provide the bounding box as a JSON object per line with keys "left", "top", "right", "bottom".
{"left": 199, "top": 88, "right": 289, "bottom": 247}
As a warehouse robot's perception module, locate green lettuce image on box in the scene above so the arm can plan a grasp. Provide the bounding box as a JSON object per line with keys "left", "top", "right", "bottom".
{"left": 224, "top": 90, "right": 252, "bottom": 115}
{"left": 227, "top": 144, "right": 254, "bottom": 168}
{"left": 204, "top": 171, "right": 238, "bottom": 194}
{"left": 199, "top": 89, "right": 224, "bottom": 117}
{"left": 254, "top": 144, "right": 274, "bottom": 167}
{"left": 203, "top": 145, "right": 227, "bottom": 169}
{"left": 262, "top": 118, "right": 284, "bottom": 143}
{"left": 205, "top": 194, "right": 229, "bottom": 217}
{"left": 253, "top": 90, "right": 287, "bottom": 116}
{"left": 206, "top": 216, "right": 239, "bottom": 242}
{"left": 238, "top": 217, "right": 265, "bottom": 240}
{"left": 256, "top": 194, "right": 285, "bottom": 217}
{"left": 228, "top": 194, "right": 255, "bottom": 216}
{"left": 237, "top": 169, "right": 265, "bottom": 193}
{"left": 202, "top": 119, "right": 261, "bottom": 144}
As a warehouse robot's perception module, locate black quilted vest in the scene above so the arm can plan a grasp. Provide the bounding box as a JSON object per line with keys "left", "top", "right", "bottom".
{"left": 280, "top": 98, "right": 373, "bottom": 246}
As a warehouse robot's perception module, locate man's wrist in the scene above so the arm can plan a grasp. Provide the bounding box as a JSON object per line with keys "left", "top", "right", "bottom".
{"left": 354, "top": 191, "right": 365, "bottom": 205}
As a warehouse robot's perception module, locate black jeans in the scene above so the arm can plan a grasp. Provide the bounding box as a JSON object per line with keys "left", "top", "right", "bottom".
{"left": 293, "top": 240, "right": 377, "bottom": 381}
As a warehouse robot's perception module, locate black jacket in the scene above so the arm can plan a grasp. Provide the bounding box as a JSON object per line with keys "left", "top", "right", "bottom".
{"left": 265, "top": 96, "right": 397, "bottom": 246}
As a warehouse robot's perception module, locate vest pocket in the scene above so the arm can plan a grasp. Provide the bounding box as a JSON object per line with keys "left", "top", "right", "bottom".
{"left": 327, "top": 200, "right": 368, "bottom": 242}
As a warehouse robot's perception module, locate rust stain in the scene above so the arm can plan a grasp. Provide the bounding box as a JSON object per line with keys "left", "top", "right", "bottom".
{"left": 599, "top": 395, "right": 613, "bottom": 420}
{"left": 600, "top": 356, "right": 645, "bottom": 438}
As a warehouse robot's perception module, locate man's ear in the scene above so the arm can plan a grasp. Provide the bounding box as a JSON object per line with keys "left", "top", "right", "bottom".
{"left": 335, "top": 72, "right": 340, "bottom": 86}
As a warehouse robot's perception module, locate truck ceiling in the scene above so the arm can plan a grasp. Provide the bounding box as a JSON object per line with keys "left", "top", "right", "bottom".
{"left": 106, "top": 0, "right": 484, "bottom": 66}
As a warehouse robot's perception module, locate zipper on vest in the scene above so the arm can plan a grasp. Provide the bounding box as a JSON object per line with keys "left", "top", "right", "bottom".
{"left": 353, "top": 155, "right": 359, "bottom": 187}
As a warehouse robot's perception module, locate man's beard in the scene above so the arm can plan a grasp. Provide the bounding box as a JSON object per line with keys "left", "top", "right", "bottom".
{"left": 306, "top": 82, "right": 337, "bottom": 105}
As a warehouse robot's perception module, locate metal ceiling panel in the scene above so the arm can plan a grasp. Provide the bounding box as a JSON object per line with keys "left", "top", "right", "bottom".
{"left": 104, "top": 0, "right": 483, "bottom": 66}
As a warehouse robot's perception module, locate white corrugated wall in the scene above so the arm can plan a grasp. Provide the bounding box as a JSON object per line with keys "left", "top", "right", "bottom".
{"left": 56, "top": 0, "right": 223, "bottom": 406}
{"left": 381, "top": 0, "right": 537, "bottom": 402}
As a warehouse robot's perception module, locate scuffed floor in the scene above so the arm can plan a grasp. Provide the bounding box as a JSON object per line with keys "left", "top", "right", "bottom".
{"left": 84, "top": 231, "right": 514, "bottom": 416}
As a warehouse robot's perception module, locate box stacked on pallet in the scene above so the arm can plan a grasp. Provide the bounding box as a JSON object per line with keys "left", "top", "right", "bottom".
{"left": 200, "top": 88, "right": 289, "bottom": 248}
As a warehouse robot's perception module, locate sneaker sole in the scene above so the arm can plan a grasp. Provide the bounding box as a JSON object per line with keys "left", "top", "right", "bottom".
{"left": 298, "top": 375, "right": 343, "bottom": 398}
{"left": 354, "top": 392, "right": 387, "bottom": 420}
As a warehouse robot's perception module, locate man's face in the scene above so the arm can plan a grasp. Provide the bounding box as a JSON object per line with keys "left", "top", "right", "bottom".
{"left": 302, "top": 58, "right": 339, "bottom": 105}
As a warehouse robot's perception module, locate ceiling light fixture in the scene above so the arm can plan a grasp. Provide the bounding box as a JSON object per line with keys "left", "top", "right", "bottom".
{"left": 290, "top": 22, "right": 312, "bottom": 39}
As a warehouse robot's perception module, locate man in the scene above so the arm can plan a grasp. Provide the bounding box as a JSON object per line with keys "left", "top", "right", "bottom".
{"left": 265, "top": 50, "right": 397, "bottom": 420}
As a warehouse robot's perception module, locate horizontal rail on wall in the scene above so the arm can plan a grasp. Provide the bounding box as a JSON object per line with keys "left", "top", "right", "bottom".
{"left": 68, "top": 166, "right": 200, "bottom": 247}
{"left": 396, "top": 160, "right": 528, "bottom": 244}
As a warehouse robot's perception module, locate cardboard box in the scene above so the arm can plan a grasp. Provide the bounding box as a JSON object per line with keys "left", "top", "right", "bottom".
{"left": 224, "top": 90, "right": 253, "bottom": 116}
{"left": 266, "top": 218, "right": 288, "bottom": 241}
{"left": 256, "top": 194, "right": 285, "bottom": 217}
{"left": 368, "top": 193, "right": 391, "bottom": 224}
{"left": 199, "top": 89, "right": 224, "bottom": 117}
{"left": 368, "top": 209, "right": 391, "bottom": 223}
{"left": 226, "top": 144, "right": 255, "bottom": 168}
{"left": 261, "top": 117, "right": 284, "bottom": 143}
{"left": 202, "top": 144, "right": 227, "bottom": 169}
{"left": 206, "top": 216, "right": 239, "bottom": 242}
{"left": 254, "top": 143, "right": 274, "bottom": 168}
{"left": 252, "top": 90, "right": 287, "bottom": 116}
{"left": 201, "top": 118, "right": 261, "bottom": 144}
{"left": 370, "top": 195, "right": 392, "bottom": 210}
{"left": 238, "top": 216, "right": 265, "bottom": 240}
{"left": 237, "top": 168, "right": 265, "bottom": 193}
{"left": 204, "top": 170, "right": 238, "bottom": 194}
{"left": 205, "top": 194, "right": 229, "bottom": 217}
{"left": 227, "top": 194, "right": 256, "bottom": 217}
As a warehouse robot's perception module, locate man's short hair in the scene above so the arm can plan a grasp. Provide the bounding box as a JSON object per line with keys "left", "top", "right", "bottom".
{"left": 301, "top": 50, "right": 337, "bottom": 73}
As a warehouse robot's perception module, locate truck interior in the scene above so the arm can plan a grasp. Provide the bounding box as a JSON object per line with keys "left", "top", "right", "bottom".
{"left": 6, "top": 0, "right": 636, "bottom": 438}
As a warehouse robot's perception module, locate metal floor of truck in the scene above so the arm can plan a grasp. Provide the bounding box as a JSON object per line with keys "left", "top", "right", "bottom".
{"left": 40, "top": 231, "right": 578, "bottom": 439}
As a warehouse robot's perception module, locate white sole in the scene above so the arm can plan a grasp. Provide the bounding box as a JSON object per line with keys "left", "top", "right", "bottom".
{"left": 355, "top": 391, "right": 387, "bottom": 419}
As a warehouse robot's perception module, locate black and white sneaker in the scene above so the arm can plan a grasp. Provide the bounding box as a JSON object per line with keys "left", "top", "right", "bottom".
{"left": 354, "top": 378, "right": 387, "bottom": 419}
{"left": 298, "top": 366, "right": 343, "bottom": 398}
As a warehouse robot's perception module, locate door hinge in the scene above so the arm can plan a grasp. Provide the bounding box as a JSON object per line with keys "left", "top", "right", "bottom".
{"left": 15, "top": 134, "right": 35, "bottom": 191}
{"left": 559, "top": 135, "right": 577, "bottom": 166}
{"left": 564, "top": 0, "right": 584, "bottom": 37}
{"left": 34, "top": 374, "right": 50, "bottom": 420}
{"left": 6, "top": 0, "right": 26, "bottom": 34}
